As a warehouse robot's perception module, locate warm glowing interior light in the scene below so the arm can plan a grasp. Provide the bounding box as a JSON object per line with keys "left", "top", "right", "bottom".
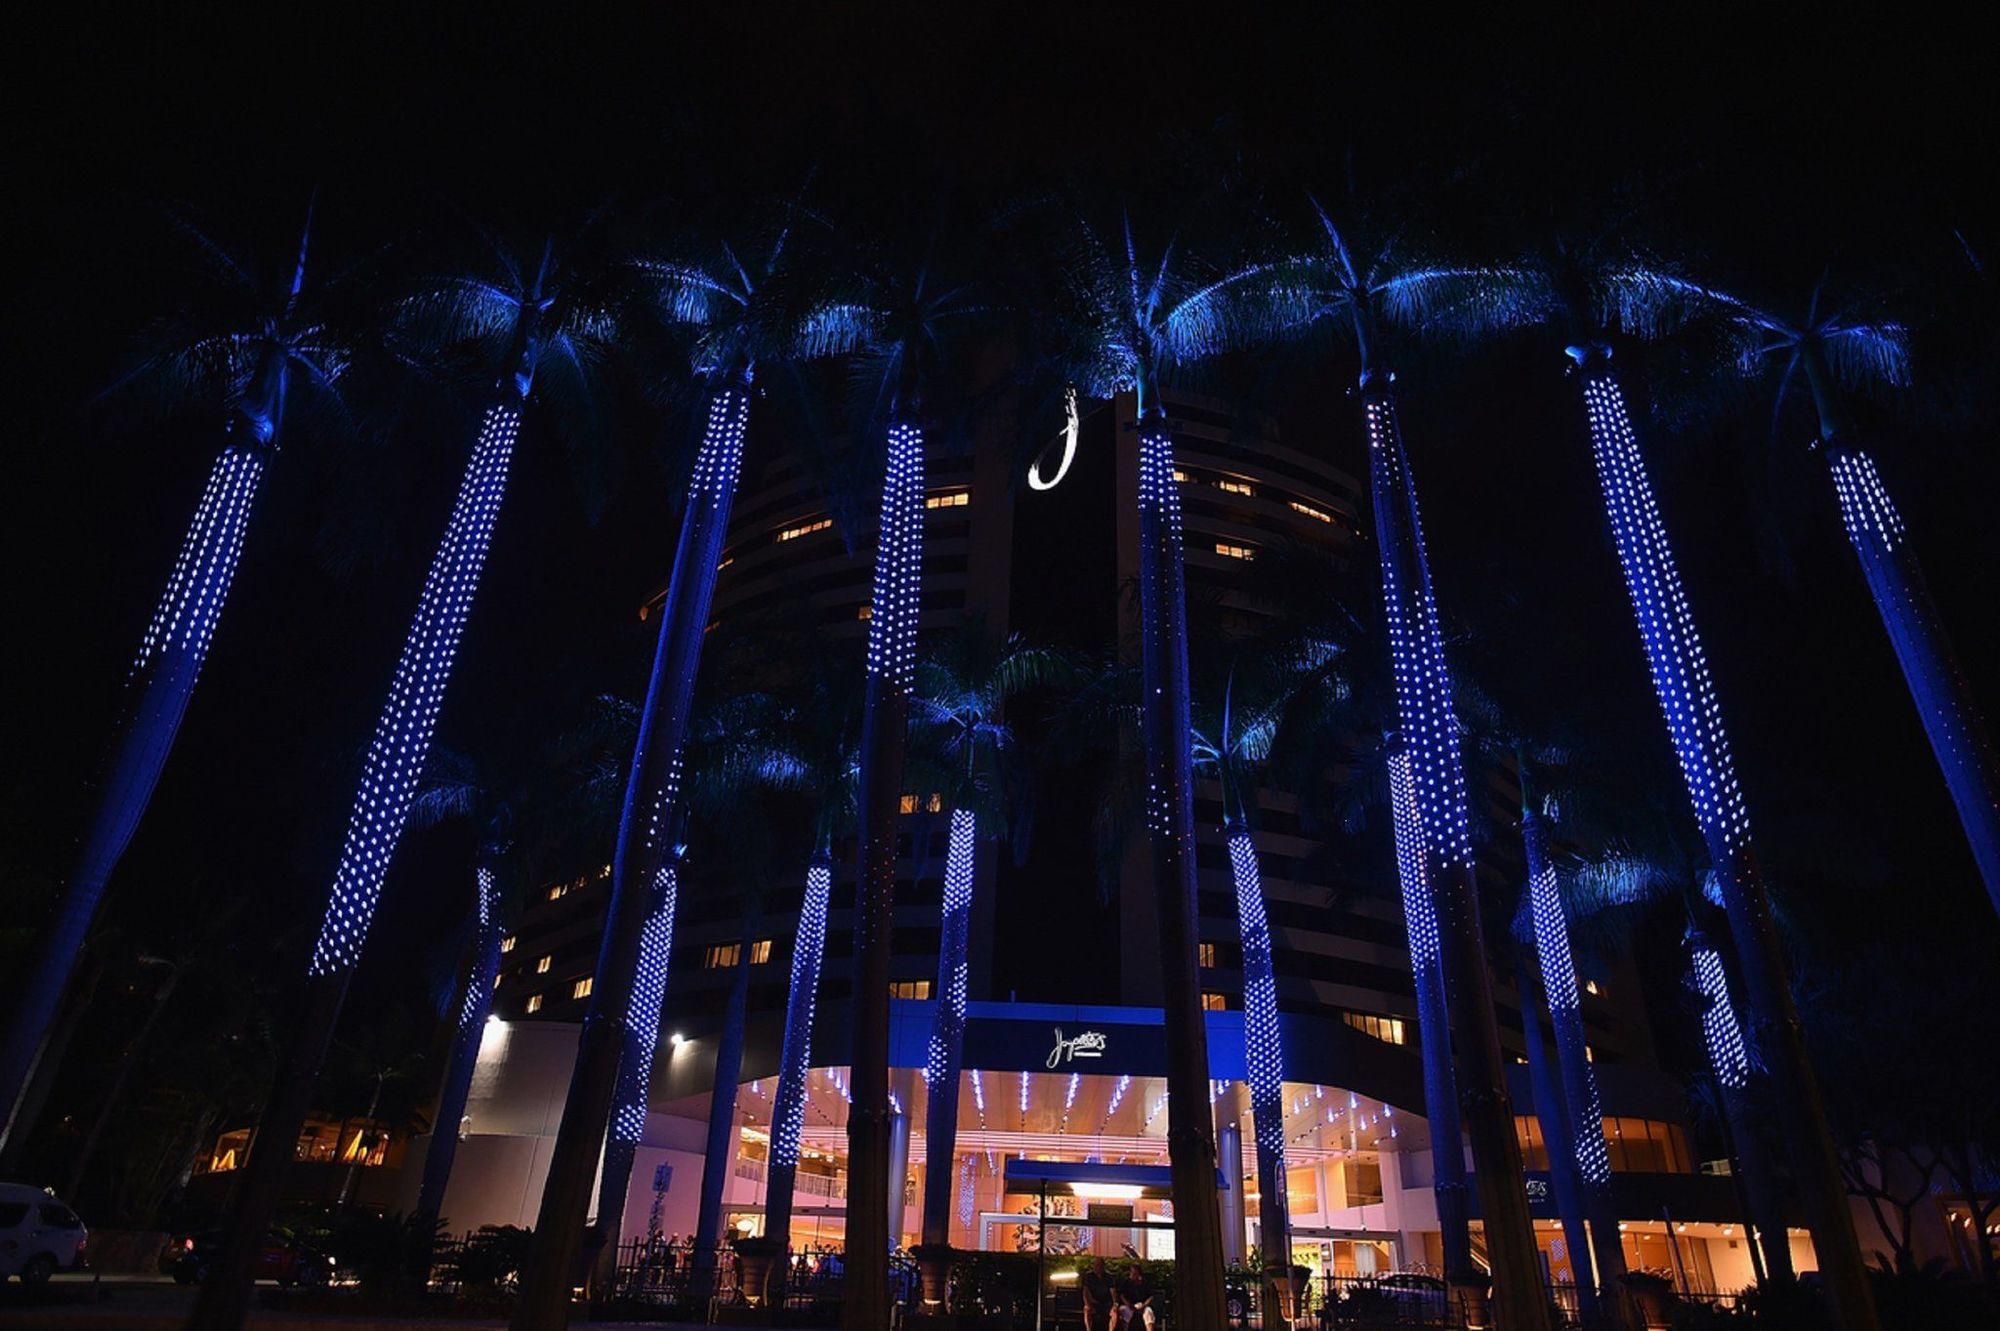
{"left": 1067, "top": 1183, "right": 1144, "bottom": 1200}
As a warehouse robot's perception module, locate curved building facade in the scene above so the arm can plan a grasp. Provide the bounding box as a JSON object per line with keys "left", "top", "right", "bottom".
{"left": 403, "top": 391, "right": 1806, "bottom": 1295}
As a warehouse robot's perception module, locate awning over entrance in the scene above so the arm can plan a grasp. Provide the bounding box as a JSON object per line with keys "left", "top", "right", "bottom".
{"left": 1002, "top": 1158, "right": 1230, "bottom": 1199}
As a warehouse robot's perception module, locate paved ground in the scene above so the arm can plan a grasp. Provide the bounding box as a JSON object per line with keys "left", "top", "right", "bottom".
{"left": 0, "top": 1276, "right": 815, "bottom": 1328}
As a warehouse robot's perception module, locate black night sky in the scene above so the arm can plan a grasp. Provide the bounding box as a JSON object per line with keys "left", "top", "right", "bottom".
{"left": 4, "top": 3, "right": 1997, "bottom": 1219}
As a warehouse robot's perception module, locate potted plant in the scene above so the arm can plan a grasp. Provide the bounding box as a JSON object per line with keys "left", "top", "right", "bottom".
{"left": 732, "top": 1236, "right": 784, "bottom": 1308}
{"left": 909, "top": 1242, "right": 955, "bottom": 1311}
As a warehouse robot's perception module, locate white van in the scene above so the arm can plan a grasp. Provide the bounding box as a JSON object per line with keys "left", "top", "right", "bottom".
{"left": 0, "top": 1182, "right": 88, "bottom": 1283}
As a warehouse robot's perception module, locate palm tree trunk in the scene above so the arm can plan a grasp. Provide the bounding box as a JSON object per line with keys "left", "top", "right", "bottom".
{"left": 1385, "top": 751, "right": 1475, "bottom": 1280}
{"left": 189, "top": 400, "right": 521, "bottom": 1331}
{"left": 763, "top": 855, "right": 832, "bottom": 1301}
{"left": 1821, "top": 444, "right": 2000, "bottom": 917}
{"left": 918, "top": 809, "right": 977, "bottom": 1250}
{"left": 593, "top": 855, "right": 683, "bottom": 1285}
{"left": 1576, "top": 364, "right": 1874, "bottom": 1330}
{"left": 1522, "top": 813, "right": 1632, "bottom": 1314}
{"left": 1518, "top": 954, "right": 1598, "bottom": 1324}
{"left": 0, "top": 956, "right": 105, "bottom": 1175}
{"left": 1365, "top": 387, "right": 1549, "bottom": 1331}
{"left": 1, "top": 443, "right": 266, "bottom": 1153}
{"left": 512, "top": 386, "right": 749, "bottom": 1331}
{"left": 842, "top": 419, "right": 927, "bottom": 1331}
{"left": 1223, "top": 822, "right": 1292, "bottom": 1314}
{"left": 1687, "top": 929, "right": 1793, "bottom": 1282}
{"left": 62, "top": 962, "right": 181, "bottom": 1199}
{"left": 1133, "top": 416, "right": 1230, "bottom": 1331}
{"left": 414, "top": 865, "right": 507, "bottom": 1228}
{"left": 690, "top": 900, "right": 758, "bottom": 1300}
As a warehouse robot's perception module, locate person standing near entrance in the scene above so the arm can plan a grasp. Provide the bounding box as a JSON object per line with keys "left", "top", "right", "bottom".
{"left": 1117, "top": 1262, "right": 1157, "bottom": 1329}
{"left": 1083, "top": 1258, "right": 1116, "bottom": 1331}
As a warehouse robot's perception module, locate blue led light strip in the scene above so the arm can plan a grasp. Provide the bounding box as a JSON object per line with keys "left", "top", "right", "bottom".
{"left": 611, "top": 860, "right": 681, "bottom": 1146}
{"left": 769, "top": 859, "right": 831, "bottom": 1171}
{"left": 1581, "top": 374, "right": 1748, "bottom": 854}
{"left": 1366, "top": 400, "right": 1474, "bottom": 868}
{"left": 864, "top": 422, "right": 926, "bottom": 691}
{"left": 1523, "top": 816, "right": 1611, "bottom": 1187}
{"left": 1387, "top": 752, "right": 1440, "bottom": 971}
{"left": 923, "top": 809, "right": 978, "bottom": 1090}
{"left": 310, "top": 403, "right": 521, "bottom": 976}
{"left": 1691, "top": 940, "right": 1749, "bottom": 1090}
{"left": 1227, "top": 826, "right": 1288, "bottom": 1173}
{"left": 132, "top": 446, "right": 267, "bottom": 678}
{"left": 1828, "top": 450, "right": 1906, "bottom": 552}
{"left": 455, "top": 866, "right": 501, "bottom": 1035}
{"left": 1136, "top": 427, "right": 1191, "bottom": 843}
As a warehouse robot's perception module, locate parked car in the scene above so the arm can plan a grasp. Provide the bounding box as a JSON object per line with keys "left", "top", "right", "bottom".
{"left": 0, "top": 1182, "right": 88, "bottom": 1284}
{"left": 157, "top": 1228, "right": 333, "bottom": 1286}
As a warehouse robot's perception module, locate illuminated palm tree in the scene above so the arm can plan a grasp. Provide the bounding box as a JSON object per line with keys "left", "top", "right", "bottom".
{"left": 0, "top": 204, "right": 354, "bottom": 1153}
{"left": 792, "top": 244, "right": 989, "bottom": 1331}
{"left": 1616, "top": 271, "right": 2000, "bottom": 922}
{"left": 192, "top": 231, "right": 616, "bottom": 1331}
{"left": 511, "top": 215, "right": 831, "bottom": 1330}
{"left": 1420, "top": 246, "right": 1882, "bottom": 1331}
{"left": 1236, "top": 203, "right": 1553, "bottom": 1328}
{"left": 1186, "top": 641, "right": 1340, "bottom": 1311}
{"left": 907, "top": 625, "right": 1066, "bottom": 1261}
{"left": 1008, "top": 201, "right": 1290, "bottom": 1331}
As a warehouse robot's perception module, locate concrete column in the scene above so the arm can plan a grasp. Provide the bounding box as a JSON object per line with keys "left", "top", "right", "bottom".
{"left": 1219, "top": 1119, "right": 1247, "bottom": 1264}
{"left": 887, "top": 1068, "right": 918, "bottom": 1248}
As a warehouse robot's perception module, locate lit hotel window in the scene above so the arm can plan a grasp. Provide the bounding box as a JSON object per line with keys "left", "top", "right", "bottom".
{"left": 1172, "top": 469, "right": 1191, "bottom": 483}
{"left": 750, "top": 939, "right": 774, "bottom": 964}
{"left": 889, "top": 980, "right": 934, "bottom": 1000}
{"left": 925, "top": 490, "right": 970, "bottom": 509}
{"left": 1215, "top": 542, "right": 1255, "bottom": 561}
{"left": 899, "top": 792, "right": 944, "bottom": 814}
{"left": 858, "top": 605, "right": 872, "bottom": 620}
{"left": 777, "top": 516, "right": 832, "bottom": 542}
{"left": 1344, "top": 1012, "right": 1408, "bottom": 1045}
{"left": 1201, "top": 992, "right": 1228, "bottom": 1011}
{"left": 547, "top": 882, "right": 567, "bottom": 901}
{"left": 1198, "top": 942, "right": 1217, "bottom": 967}
{"left": 525, "top": 995, "right": 543, "bottom": 1015}
{"left": 1289, "top": 500, "right": 1333, "bottom": 523}
{"left": 1213, "top": 477, "right": 1254, "bottom": 496}
{"left": 705, "top": 943, "right": 742, "bottom": 969}
{"left": 1584, "top": 979, "right": 1601, "bottom": 995}
{"left": 571, "top": 977, "right": 593, "bottom": 1000}
{"left": 535, "top": 955, "right": 551, "bottom": 974}
{"left": 500, "top": 936, "right": 516, "bottom": 954}
{"left": 717, "top": 556, "right": 734, "bottom": 571}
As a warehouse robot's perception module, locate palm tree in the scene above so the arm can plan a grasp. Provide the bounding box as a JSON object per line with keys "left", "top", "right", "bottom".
{"left": 190, "top": 230, "right": 615, "bottom": 1331}
{"left": 1617, "top": 271, "right": 2000, "bottom": 922}
{"left": 1435, "top": 246, "right": 1882, "bottom": 1331}
{"left": 1517, "top": 789, "right": 1633, "bottom": 1314}
{"left": 1238, "top": 202, "right": 1553, "bottom": 1328}
{"left": 1186, "top": 643, "right": 1339, "bottom": 1318}
{"left": 714, "top": 666, "right": 864, "bottom": 1300}
{"left": 801, "top": 244, "right": 986, "bottom": 1331}
{"left": 1515, "top": 945, "right": 1598, "bottom": 1318}
{"left": 511, "top": 215, "right": 826, "bottom": 1331}
{"left": 1383, "top": 749, "right": 1476, "bottom": 1280}
{"left": 907, "top": 625, "right": 1065, "bottom": 1265}
{"left": 1012, "top": 202, "right": 1292, "bottom": 1331}
{"left": 1683, "top": 919, "right": 1795, "bottom": 1283}
{"left": 0, "top": 204, "right": 355, "bottom": 1152}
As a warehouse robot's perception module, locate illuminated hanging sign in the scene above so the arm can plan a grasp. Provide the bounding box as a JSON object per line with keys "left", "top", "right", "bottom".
{"left": 1027, "top": 387, "right": 1081, "bottom": 491}
{"left": 1046, "top": 1026, "right": 1108, "bottom": 1069}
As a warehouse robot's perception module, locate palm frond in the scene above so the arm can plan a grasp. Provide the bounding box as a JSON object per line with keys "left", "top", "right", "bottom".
{"left": 1822, "top": 322, "right": 1912, "bottom": 389}
{"left": 1379, "top": 266, "right": 1553, "bottom": 339}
